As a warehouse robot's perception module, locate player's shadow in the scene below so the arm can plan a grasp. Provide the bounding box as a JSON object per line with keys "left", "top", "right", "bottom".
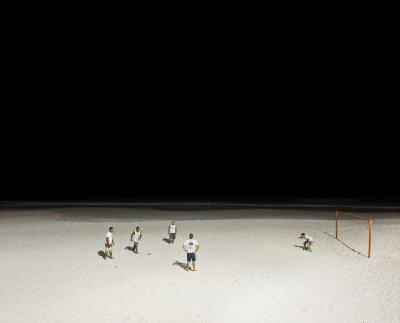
{"left": 162, "top": 238, "right": 172, "bottom": 244}
{"left": 173, "top": 260, "right": 188, "bottom": 271}
{"left": 294, "top": 245, "right": 305, "bottom": 250}
{"left": 124, "top": 246, "right": 135, "bottom": 252}
{"left": 97, "top": 250, "right": 106, "bottom": 259}
{"left": 323, "top": 232, "right": 367, "bottom": 258}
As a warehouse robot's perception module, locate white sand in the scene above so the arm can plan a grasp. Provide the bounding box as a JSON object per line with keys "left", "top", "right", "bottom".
{"left": 0, "top": 208, "right": 399, "bottom": 323}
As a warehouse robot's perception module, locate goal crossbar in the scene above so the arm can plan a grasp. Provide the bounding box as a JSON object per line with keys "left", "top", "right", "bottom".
{"left": 335, "top": 210, "right": 373, "bottom": 258}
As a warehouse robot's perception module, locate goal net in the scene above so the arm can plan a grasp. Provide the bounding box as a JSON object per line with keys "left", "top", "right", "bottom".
{"left": 335, "top": 211, "right": 373, "bottom": 258}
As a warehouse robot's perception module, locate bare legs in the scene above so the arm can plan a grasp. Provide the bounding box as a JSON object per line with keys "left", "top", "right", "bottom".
{"left": 186, "top": 260, "right": 197, "bottom": 271}
{"left": 105, "top": 248, "right": 113, "bottom": 259}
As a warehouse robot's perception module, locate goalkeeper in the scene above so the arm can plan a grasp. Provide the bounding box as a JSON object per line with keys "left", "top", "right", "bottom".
{"left": 299, "top": 233, "right": 314, "bottom": 252}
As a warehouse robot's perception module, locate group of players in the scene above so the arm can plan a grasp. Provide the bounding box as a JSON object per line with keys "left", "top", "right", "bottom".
{"left": 103, "top": 221, "right": 314, "bottom": 272}
{"left": 104, "top": 221, "right": 200, "bottom": 271}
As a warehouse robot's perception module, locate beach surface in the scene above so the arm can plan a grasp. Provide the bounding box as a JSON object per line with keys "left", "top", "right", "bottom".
{"left": 0, "top": 207, "right": 399, "bottom": 323}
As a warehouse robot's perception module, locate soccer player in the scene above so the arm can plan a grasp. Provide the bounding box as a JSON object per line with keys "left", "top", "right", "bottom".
{"left": 183, "top": 233, "right": 199, "bottom": 271}
{"left": 105, "top": 227, "right": 114, "bottom": 259}
{"left": 299, "top": 233, "right": 314, "bottom": 252}
{"left": 130, "top": 226, "right": 142, "bottom": 254}
{"left": 168, "top": 221, "right": 177, "bottom": 243}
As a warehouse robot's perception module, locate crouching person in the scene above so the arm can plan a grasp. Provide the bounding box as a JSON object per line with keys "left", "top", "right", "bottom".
{"left": 299, "top": 232, "right": 314, "bottom": 252}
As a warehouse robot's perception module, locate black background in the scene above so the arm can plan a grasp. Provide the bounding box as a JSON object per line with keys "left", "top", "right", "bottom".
{"left": 2, "top": 103, "right": 398, "bottom": 202}
{"left": 2, "top": 17, "right": 398, "bottom": 203}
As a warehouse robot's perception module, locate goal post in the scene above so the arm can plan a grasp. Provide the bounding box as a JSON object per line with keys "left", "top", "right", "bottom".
{"left": 335, "top": 210, "right": 373, "bottom": 258}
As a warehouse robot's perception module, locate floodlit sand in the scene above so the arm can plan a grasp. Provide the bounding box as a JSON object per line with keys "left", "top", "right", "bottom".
{"left": 0, "top": 208, "right": 399, "bottom": 323}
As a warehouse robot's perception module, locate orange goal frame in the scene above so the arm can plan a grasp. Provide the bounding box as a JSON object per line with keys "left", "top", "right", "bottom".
{"left": 335, "top": 211, "right": 373, "bottom": 258}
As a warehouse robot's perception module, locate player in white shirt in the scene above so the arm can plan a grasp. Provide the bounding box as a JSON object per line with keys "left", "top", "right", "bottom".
{"left": 299, "top": 233, "right": 314, "bottom": 252}
{"left": 183, "top": 233, "right": 199, "bottom": 271}
{"left": 168, "top": 221, "right": 177, "bottom": 244}
{"left": 130, "top": 226, "right": 142, "bottom": 254}
{"left": 105, "top": 227, "right": 114, "bottom": 259}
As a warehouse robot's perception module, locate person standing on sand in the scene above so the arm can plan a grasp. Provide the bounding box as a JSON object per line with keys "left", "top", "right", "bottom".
{"left": 105, "top": 227, "right": 114, "bottom": 259}
{"left": 168, "top": 221, "right": 177, "bottom": 243}
{"left": 183, "top": 233, "right": 199, "bottom": 271}
{"left": 130, "top": 226, "right": 142, "bottom": 254}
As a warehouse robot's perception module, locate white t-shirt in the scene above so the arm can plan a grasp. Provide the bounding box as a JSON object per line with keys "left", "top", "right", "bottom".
{"left": 184, "top": 239, "right": 198, "bottom": 253}
{"left": 106, "top": 232, "right": 113, "bottom": 244}
{"left": 304, "top": 235, "right": 313, "bottom": 242}
{"left": 132, "top": 230, "right": 141, "bottom": 242}
{"left": 169, "top": 224, "right": 176, "bottom": 233}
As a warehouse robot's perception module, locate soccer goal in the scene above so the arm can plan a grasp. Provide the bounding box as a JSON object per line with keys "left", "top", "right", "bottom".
{"left": 335, "top": 211, "right": 373, "bottom": 258}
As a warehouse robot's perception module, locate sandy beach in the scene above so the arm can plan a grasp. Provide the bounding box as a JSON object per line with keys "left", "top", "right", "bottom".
{"left": 0, "top": 207, "right": 399, "bottom": 323}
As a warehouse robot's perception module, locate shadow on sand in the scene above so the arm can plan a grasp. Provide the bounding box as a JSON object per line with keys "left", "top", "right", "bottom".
{"left": 173, "top": 261, "right": 188, "bottom": 271}
{"left": 323, "top": 232, "right": 367, "bottom": 258}
{"left": 162, "top": 238, "right": 172, "bottom": 244}
{"left": 98, "top": 250, "right": 106, "bottom": 259}
{"left": 294, "top": 245, "right": 312, "bottom": 252}
{"left": 125, "top": 246, "right": 135, "bottom": 252}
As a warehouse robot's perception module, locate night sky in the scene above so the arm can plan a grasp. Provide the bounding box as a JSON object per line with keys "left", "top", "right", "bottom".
{"left": 2, "top": 46, "right": 397, "bottom": 203}
{"left": 1, "top": 114, "right": 398, "bottom": 202}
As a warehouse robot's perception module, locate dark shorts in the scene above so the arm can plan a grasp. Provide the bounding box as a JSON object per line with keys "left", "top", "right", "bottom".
{"left": 187, "top": 253, "right": 196, "bottom": 262}
{"left": 169, "top": 233, "right": 176, "bottom": 240}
